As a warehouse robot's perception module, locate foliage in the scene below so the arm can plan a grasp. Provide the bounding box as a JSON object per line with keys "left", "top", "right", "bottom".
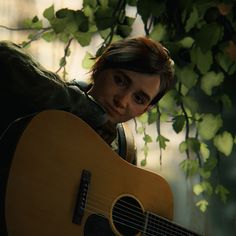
{"left": 2, "top": 0, "right": 236, "bottom": 212}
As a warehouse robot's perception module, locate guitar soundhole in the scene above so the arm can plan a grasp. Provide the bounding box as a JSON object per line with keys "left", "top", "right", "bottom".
{"left": 112, "top": 195, "right": 144, "bottom": 236}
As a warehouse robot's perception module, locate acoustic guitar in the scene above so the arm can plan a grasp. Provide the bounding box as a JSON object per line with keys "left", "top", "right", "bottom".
{"left": 4, "top": 110, "right": 201, "bottom": 235}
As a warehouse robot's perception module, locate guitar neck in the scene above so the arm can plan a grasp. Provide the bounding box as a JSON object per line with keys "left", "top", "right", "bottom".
{"left": 144, "top": 211, "right": 201, "bottom": 236}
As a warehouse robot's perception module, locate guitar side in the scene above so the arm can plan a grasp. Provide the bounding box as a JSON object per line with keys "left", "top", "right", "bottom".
{"left": 5, "top": 110, "right": 173, "bottom": 236}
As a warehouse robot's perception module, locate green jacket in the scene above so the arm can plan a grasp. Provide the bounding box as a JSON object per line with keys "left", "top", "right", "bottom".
{"left": 0, "top": 40, "right": 117, "bottom": 144}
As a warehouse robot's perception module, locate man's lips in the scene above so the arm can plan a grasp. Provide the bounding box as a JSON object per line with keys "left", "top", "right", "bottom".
{"left": 105, "top": 103, "right": 121, "bottom": 117}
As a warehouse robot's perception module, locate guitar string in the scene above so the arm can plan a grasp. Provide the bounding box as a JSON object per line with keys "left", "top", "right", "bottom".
{"left": 84, "top": 193, "right": 195, "bottom": 236}
{"left": 85, "top": 192, "right": 197, "bottom": 235}
{"left": 86, "top": 192, "right": 197, "bottom": 235}
{"left": 84, "top": 203, "right": 194, "bottom": 236}
{"left": 84, "top": 206, "right": 174, "bottom": 236}
{"left": 85, "top": 200, "right": 190, "bottom": 236}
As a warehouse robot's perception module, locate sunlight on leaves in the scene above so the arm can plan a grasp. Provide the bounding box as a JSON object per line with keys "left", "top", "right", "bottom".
{"left": 191, "top": 46, "right": 213, "bottom": 74}
{"left": 213, "top": 131, "right": 234, "bottom": 156}
{"left": 198, "top": 114, "right": 223, "bottom": 140}
{"left": 201, "top": 71, "right": 224, "bottom": 95}
{"left": 200, "top": 142, "right": 210, "bottom": 161}
{"left": 196, "top": 200, "right": 209, "bottom": 212}
{"left": 194, "top": 181, "right": 213, "bottom": 196}
{"left": 178, "top": 36, "right": 194, "bottom": 48}
{"left": 180, "top": 159, "right": 199, "bottom": 176}
{"left": 43, "top": 4, "right": 55, "bottom": 20}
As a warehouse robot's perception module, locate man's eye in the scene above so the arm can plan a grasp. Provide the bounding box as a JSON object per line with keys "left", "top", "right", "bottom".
{"left": 114, "top": 75, "right": 127, "bottom": 87}
{"left": 134, "top": 94, "right": 145, "bottom": 105}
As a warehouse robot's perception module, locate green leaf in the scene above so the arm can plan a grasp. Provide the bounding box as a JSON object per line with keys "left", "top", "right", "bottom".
{"left": 59, "top": 57, "right": 66, "bottom": 67}
{"left": 50, "top": 18, "right": 69, "bottom": 33}
{"left": 172, "top": 115, "right": 185, "bottom": 133}
{"left": 84, "top": 5, "right": 95, "bottom": 22}
{"left": 140, "top": 158, "right": 147, "bottom": 166}
{"left": 143, "top": 134, "right": 153, "bottom": 143}
{"left": 42, "top": 31, "right": 56, "bottom": 42}
{"left": 148, "top": 107, "right": 158, "bottom": 124}
{"left": 138, "top": 112, "right": 148, "bottom": 123}
{"left": 137, "top": 0, "right": 151, "bottom": 24}
{"left": 179, "top": 141, "right": 188, "bottom": 153}
{"left": 95, "top": 6, "right": 114, "bottom": 30}
{"left": 156, "top": 135, "right": 170, "bottom": 149}
{"left": 127, "top": 0, "right": 137, "bottom": 6}
{"left": 185, "top": 6, "right": 199, "bottom": 32}
{"left": 32, "top": 16, "right": 39, "bottom": 23}
{"left": 198, "top": 114, "right": 223, "bottom": 140}
{"left": 158, "top": 90, "right": 177, "bottom": 112}
{"left": 99, "top": 0, "right": 109, "bottom": 7}
{"left": 220, "top": 94, "right": 232, "bottom": 111}
{"left": 177, "top": 66, "right": 198, "bottom": 89}
{"left": 179, "top": 159, "right": 199, "bottom": 176}
{"left": 199, "top": 169, "right": 211, "bottom": 179}
{"left": 194, "top": 181, "right": 213, "bottom": 196}
{"left": 83, "top": 0, "right": 97, "bottom": 8}
{"left": 151, "top": 1, "right": 165, "bottom": 18}
{"left": 187, "top": 138, "right": 200, "bottom": 153}
{"left": 213, "top": 131, "right": 234, "bottom": 156}
{"left": 216, "top": 51, "right": 236, "bottom": 73}
{"left": 56, "top": 8, "right": 72, "bottom": 18}
{"left": 82, "top": 51, "right": 94, "bottom": 69}
{"left": 196, "top": 200, "right": 209, "bottom": 212}
{"left": 141, "top": 145, "right": 149, "bottom": 158}
{"left": 200, "top": 142, "right": 210, "bottom": 161}
{"left": 150, "top": 24, "right": 166, "bottom": 42}
{"left": 182, "top": 95, "right": 199, "bottom": 114}
{"left": 215, "top": 184, "right": 229, "bottom": 203}
{"left": 58, "top": 33, "right": 70, "bottom": 43}
{"left": 137, "top": 126, "right": 144, "bottom": 134}
{"left": 200, "top": 71, "right": 224, "bottom": 96}
{"left": 125, "top": 16, "right": 135, "bottom": 26}
{"left": 196, "top": 23, "right": 223, "bottom": 52}
{"left": 43, "top": 4, "right": 55, "bottom": 20}
{"left": 190, "top": 46, "right": 213, "bottom": 74}
{"left": 117, "top": 24, "right": 132, "bottom": 37}
{"left": 178, "top": 36, "right": 194, "bottom": 48}
{"left": 193, "top": 183, "right": 204, "bottom": 195}
{"left": 204, "top": 156, "right": 218, "bottom": 172}
{"left": 74, "top": 10, "right": 89, "bottom": 32}
{"left": 74, "top": 32, "right": 93, "bottom": 46}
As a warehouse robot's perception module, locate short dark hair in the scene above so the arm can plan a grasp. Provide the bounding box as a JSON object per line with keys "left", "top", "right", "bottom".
{"left": 91, "top": 36, "right": 175, "bottom": 105}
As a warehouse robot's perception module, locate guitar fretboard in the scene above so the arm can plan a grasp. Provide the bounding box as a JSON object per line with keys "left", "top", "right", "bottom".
{"left": 144, "top": 211, "right": 201, "bottom": 236}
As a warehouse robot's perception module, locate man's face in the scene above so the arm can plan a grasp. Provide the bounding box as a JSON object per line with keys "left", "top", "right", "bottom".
{"left": 88, "top": 69, "right": 160, "bottom": 124}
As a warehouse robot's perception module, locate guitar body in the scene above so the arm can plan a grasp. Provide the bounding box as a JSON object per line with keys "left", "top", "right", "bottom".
{"left": 5, "top": 110, "right": 173, "bottom": 236}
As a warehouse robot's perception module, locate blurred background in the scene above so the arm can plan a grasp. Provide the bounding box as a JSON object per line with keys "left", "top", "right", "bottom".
{"left": 1, "top": 1, "right": 236, "bottom": 235}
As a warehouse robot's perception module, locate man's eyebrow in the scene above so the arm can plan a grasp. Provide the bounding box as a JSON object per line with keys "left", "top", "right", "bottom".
{"left": 116, "top": 70, "right": 131, "bottom": 84}
{"left": 116, "top": 70, "right": 152, "bottom": 102}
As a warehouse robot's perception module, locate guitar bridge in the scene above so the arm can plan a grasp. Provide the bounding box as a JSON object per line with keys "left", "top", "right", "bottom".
{"left": 72, "top": 169, "right": 91, "bottom": 225}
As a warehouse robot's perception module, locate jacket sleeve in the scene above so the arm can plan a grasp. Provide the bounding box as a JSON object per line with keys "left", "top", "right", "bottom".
{"left": 0, "top": 40, "right": 108, "bottom": 134}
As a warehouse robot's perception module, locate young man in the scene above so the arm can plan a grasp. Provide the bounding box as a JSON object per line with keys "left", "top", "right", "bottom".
{"left": 0, "top": 36, "right": 174, "bottom": 156}
{"left": 0, "top": 36, "right": 174, "bottom": 235}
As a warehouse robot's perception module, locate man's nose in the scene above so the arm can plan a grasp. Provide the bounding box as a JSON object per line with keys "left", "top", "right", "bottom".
{"left": 114, "top": 93, "right": 130, "bottom": 108}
